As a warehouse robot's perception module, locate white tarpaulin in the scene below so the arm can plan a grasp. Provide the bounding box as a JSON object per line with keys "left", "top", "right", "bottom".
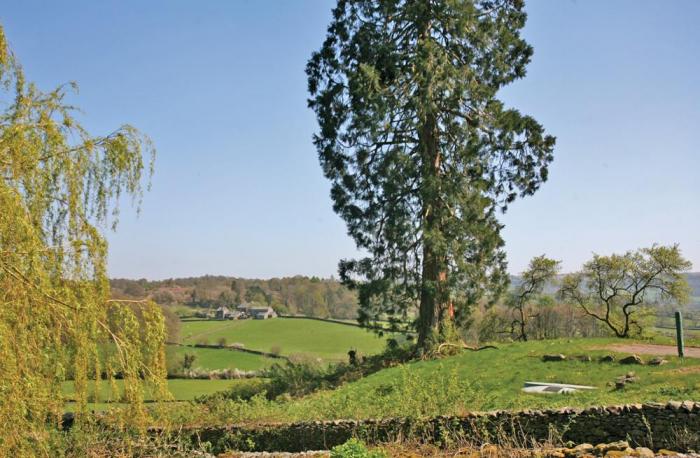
{"left": 522, "top": 381, "right": 597, "bottom": 394}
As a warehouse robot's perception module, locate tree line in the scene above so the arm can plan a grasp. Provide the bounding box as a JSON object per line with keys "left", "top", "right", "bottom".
{"left": 472, "top": 244, "right": 694, "bottom": 343}
{"left": 110, "top": 275, "right": 361, "bottom": 319}
{"left": 113, "top": 243, "right": 697, "bottom": 343}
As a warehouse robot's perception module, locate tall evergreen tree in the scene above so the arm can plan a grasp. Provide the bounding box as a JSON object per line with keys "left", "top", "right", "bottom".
{"left": 307, "top": 0, "right": 555, "bottom": 349}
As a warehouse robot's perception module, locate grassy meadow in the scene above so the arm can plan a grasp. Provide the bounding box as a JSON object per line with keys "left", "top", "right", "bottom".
{"left": 180, "top": 318, "right": 389, "bottom": 361}
{"left": 62, "top": 378, "right": 251, "bottom": 412}
{"left": 177, "top": 337, "right": 700, "bottom": 426}
{"left": 165, "top": 344, "right": 275, "bottom": 372}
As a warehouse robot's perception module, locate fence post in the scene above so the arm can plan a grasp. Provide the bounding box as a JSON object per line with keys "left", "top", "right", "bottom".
{"left": 675, "top": 310, "right": 685, "bottom": 358}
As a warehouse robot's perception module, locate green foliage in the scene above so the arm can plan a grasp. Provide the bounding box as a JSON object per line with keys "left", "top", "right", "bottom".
{"left": 196, "top": 378, "right": 271, "bottom": 403}
{"left": 507, "top": 255, "right": 560, "bottom": 341}
{"left": 0, "top": 24, "right": 161, "bottom": 454}
{"left": 263, "top": 360, "right": 331, "bottom": 398}
{"left": 182, "top": 352, "right": 197, "bottom": 371}
{"left": 559, "top": 244, "right": 692, "bottom": 338}
{"left": 331, "top": 439, "right": 387, "bottom": 458}
{"left": 307, "top": 0, "right": 555, "bottom": 347}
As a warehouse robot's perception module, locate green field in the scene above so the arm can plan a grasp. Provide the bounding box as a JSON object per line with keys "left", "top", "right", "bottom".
{"left": 186, "top": 338, "right": 700, "bottom": 425}
{"left": 652, "top": 326, "right": 700, "bottom": 346}
{"left": 180, "top": 318, "right": 388, "bottom": 361}
{"left": 62, "top": 379, "right": 247, "bottom": 403}
{"left": 165, "top": 344, "right": 275, "bottom": 372}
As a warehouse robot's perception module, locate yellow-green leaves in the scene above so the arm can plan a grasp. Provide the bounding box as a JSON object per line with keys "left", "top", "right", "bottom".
{"left": 0, "top": 24, "right": 161, "bottom": 455}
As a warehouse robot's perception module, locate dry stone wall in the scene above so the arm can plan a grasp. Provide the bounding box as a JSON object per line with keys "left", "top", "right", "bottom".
{"left": 186, "top": 401, "right": 700, "bottom": 453}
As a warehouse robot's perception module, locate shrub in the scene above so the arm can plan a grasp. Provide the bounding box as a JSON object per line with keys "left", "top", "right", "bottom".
{"left": 217, "top": 337, "right": 227, "bottom": 348}
{"left": 263, "top": 360, "right": 330, "bottom": 398}
{"left": 198, "top": 378, "right": 270, "bottom": 403}
{"left": 331, "top": 439, "right": 387, "bottom": 458}
{"left": 181, "top": 352, "right": 197, "bottom": 371}
{"left": 260, "top": 339, "right": 414, "bottom": 399}
{"left": 269, "top": 345, "right": 282, "bottom": 356}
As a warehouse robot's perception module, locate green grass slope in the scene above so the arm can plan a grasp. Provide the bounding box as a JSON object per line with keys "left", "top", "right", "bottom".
{"left": 181, "top": 318, "right": 387, "bottom": 361}
{"left": 193, "top": 338, "right": 700, "bottom": 425}
{"left": 165, "top": 345, "right": 275, "bottom": 372}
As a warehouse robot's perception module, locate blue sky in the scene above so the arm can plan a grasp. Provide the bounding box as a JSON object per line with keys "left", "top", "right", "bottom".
{"left": 2, "top": 0, "right": 698, "bottom": 279}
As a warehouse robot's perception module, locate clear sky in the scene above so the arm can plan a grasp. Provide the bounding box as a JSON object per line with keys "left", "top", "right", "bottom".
{"left": 2, "top": 1, "right": 698, "bottom": 279}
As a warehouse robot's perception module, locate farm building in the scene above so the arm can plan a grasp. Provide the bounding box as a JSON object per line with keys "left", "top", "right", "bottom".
{"left": 250, "top": 306, "right": 277, "bottom": 319}
{"left": 214, "top": 306, "right": 243, "bottom": 320}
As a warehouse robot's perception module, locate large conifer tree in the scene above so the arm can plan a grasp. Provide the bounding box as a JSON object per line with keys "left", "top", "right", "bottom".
{"left": 307, "top": 0, "right": 555, "bottom": 348}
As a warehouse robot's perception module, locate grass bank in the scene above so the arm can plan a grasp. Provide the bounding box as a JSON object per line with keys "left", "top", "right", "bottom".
{"left": 176, "top": 338, "right": 700, "bottom": 425}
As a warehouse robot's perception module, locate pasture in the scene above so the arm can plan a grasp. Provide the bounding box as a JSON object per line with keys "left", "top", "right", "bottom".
{"left": 62, "top": 378, "right": 249, "bottom": 410}
{"left": 165, "top": 344, "right": 275, "bottom": 372}
{"left": 180, "top": 318, "right": 389, "bottom": 361}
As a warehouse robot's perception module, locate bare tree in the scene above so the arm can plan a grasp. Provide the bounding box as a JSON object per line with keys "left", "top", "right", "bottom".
{"left": 559, "top": 244, "right": 692, "bottom": 338}
{"left": 507, "top": 255, "right": 560, "bottom": 341}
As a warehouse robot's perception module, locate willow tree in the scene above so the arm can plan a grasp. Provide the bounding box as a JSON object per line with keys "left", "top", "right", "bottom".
{"left": 0, "top": 26, "right": 164, "bottom": 455}
{"left": 307, "top": 0, "right": 555, "bottom": 348}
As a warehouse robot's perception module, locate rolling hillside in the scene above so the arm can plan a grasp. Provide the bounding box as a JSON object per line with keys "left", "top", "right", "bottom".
{"left": 180, "top": 317, "right": 389, "bottom": 361}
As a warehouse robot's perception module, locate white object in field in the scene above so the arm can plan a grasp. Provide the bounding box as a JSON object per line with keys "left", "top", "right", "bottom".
{"left": 522, "top": 381, "right": 597, "bottom": 394}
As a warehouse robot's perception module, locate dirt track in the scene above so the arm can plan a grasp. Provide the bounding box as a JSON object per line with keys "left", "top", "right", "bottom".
{"left": 605, "top": 343, "right": 700, "bottom": 358}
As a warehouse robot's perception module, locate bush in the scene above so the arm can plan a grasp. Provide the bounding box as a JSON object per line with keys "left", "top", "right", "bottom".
{"left": 331, "top": 439, "right": 387, "bottom": 458}
{"left": 181, "top": 352, "right": 196, "bottom": 371}
{"left": 269, "top": 345, "right": 282, "bottom": 356}
{"left": 263, "top": 360, "right": 330, "bottom": 398}
{"left": 199, "top": 378, "right": 270, "bottom": 402}
{"left": 217, "top": 337, "right": 227, "bottom": 348}
{"left": 260, "top": 339, "right": 414, "bottom": 399}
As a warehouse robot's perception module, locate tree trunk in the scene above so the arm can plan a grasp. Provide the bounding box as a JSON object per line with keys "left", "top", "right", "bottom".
{"left": 518, "top": 305, "right": 528, "bottom": 341}
{"left": 416, "top": 110, "right": 447, "bottom": 350}
{"left": 415, "top": 5, "right": 449, "bottom": 351}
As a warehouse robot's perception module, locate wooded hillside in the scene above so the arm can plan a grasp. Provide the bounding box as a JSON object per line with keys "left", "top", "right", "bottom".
{"left": 110, "top": 276, "right": 359, "bottom": 319}
{"left": 112, "top": 272, "right": 700, "bottom": 322}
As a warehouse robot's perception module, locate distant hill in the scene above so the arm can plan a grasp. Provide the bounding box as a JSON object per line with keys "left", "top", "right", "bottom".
{"left": 688, "top": 272, "right": 700, "bottom": 308}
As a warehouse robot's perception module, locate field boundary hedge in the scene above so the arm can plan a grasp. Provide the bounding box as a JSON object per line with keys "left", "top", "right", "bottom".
{"left": 278, "top": 314, "right": 413, "bottom": 334}
{"left": 174, "top": 401, "right": 700, "bottom": 453}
